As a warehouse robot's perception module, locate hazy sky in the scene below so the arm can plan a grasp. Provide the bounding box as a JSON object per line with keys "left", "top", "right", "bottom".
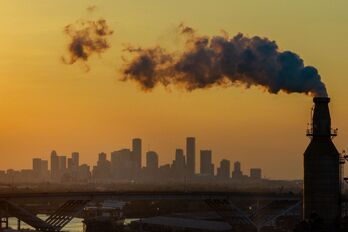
{"left": 0, "top": 0, "right": 347, "bottom": 179}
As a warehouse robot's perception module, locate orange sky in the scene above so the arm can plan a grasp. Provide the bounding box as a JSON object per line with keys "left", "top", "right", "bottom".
{"left": 0, "top": 0, "right": 347, "bottom": 179}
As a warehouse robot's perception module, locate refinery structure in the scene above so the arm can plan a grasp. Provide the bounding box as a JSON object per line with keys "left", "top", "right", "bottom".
{"left": 0, "top": 97, "right": 347, "bottom": 232}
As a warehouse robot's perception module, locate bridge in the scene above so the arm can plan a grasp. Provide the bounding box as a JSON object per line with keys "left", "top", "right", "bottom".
{"left": 0, "top": 191, "right": 302, "bottom": 231}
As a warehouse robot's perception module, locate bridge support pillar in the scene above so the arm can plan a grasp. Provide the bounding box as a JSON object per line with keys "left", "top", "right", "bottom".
{"left": 17, "top": 219, "right": 21, "bottom": 230}
{"left": 0, "top": 216, "right": 8, "bottom": 230}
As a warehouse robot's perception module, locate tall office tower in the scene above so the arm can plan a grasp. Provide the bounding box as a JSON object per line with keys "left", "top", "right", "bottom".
{"left": 71, "top": 152, "right": 79, "bottom": 169}
{"left": 32, "top": 158, "right": 42, "bottom": 177}
{"left": 41, "top": 160, "right": 49, "bottom": 179}
{"left": 58, "top": 156, "right": 67, "bottom": 174}
{"left": 93, "top": 152, "right": 111, "bottom": 180}
{"left": 132, "top": 138, "right": 142, "bottom": 170}
{"left": 110, "top": 149, "right": 133, "bottom": 180}
{"left": 67, "top": 158, "right": 73, "bottom": 170}
{"left": 232, "top": 161, "right": 243, "bottom": 179}
{"left": 172, "top": 149, "right": 186, "bottom": 174}
{"left": 146, "top": 151, "right": 159, "bottom": 170}
{"left": 186, "top": 137, "right": 196, "bottom": 175}
{"left": 77, "top": 164, "right": 91, "bottom": 182}
{"left": 50, "top": 150, "right": 59, "bottom": 181}
{"left": 217, "top": 159, "right": 230, "bottom": 179}
{"left": 111, "top": 150, "right": 121, "bottom": 178}
{"left": 200, "top": 150, "right": 214, "bottom": 176}
{"left": 175, "top": 149, "right": 186, "bottom": 168}
{"left": 250, "top": 168, "right": 262, "bottom": 180}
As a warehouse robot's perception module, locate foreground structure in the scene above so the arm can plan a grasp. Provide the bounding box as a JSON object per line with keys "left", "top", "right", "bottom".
{"left": 304, "top": 97, "right": 341, "bottom": 230}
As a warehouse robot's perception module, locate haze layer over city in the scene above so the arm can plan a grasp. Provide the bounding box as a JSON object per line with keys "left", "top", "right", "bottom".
{"left": 0, "top": 1, "right": 348, "bottom": 180}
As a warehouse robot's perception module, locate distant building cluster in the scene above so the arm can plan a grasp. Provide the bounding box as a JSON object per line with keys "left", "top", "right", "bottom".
{"left": 0, "top": 137, "right": 262, "bottom": 184}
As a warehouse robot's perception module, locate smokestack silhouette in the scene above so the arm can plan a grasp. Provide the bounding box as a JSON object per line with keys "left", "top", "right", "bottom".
{"left": 62, "top": 17, "right": 113, "bottom": 70}
{"left": 122, "top": 24, "right": 327, "bottom": 97}
{"left": 303, "top": 97, "right": 340, "bottom": 228}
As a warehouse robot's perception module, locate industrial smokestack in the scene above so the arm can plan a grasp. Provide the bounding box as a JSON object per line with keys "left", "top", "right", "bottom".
{"left": 303, "top": 97, "right": 340, "bottom": 229}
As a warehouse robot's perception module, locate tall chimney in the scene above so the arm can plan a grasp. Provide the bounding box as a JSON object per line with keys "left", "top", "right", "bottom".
{"left": 312, "top": 97, "right": 331, "bottom": 136}
{"left": 303, "top": 97, "right": 340, "bottom": 229}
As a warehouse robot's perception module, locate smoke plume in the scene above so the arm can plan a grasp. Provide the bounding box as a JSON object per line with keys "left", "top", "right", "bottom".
{"left": 62, "top": 18, "right": 113, "bottom": 70}
{"left": 122, "top": 24, "right": 327, "bottom": 97}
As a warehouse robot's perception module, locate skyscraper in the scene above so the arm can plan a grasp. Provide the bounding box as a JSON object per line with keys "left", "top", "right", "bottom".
{"left": 186, "top": 137, "right": 196, "bottom": 175}
{"left": 93, "top": 152, "right": 111, "bottom": 180}
{"left": 71, "top": 152, "right": 79, "bottom": 170}
{"left": 58, "top": 156, "right": 67, "bottom": 174}
{"left": 146, "top": 151, "right": 159, "bottom": 170}
{"left": 217, "top": 159, "right": 230, "bottom": 179}
{"left": 110, "top": 149, "right": 132, "bottom": 179}
{"left": 232, "top": 161, "right": 243, "bottom": 179}
{"left": 132, "top": 138, "right": 142, "bottom": 170}
{"left": 32, "top": 158, "right": 42, "bottom": 178}
{"left": 50, "top": 150, "right": 59, "bottom": 181}
{"left": 171, "top": 149, "right": 186, "bottom": 178}
{"left": 200, "top": 150, "right": 214, "bottom": 176}
{"left": 41, "top": 160, "right": 49, "bottom": 180}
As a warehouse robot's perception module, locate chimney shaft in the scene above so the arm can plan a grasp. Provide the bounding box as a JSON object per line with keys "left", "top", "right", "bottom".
{"left": 312, "top": 97, "right": 331, "bottom": 137}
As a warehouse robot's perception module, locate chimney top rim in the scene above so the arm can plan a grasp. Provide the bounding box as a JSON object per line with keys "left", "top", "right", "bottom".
{"left": 313, "top": 97, "right": 330, "bottom": 103}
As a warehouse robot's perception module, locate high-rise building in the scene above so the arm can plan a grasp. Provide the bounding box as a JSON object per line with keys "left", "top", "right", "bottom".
{"left": 186, "top": 137, "right": 196, "bottom": 175}
{"left": 146, "top": 151, "right": 159, "bottom": 170}
{"left": 200, "top": 150, "right": 214, "bottom": 176}
{"left": 232, "top": 161, "right": 243, "bottom": 179}
{"left": 93, "top": 152, "right": 111, "bottom": 181}
{"left": 172, "top": 149, "right": 186, "bottom": 177}
{"left": 132, "top": 138, "right": 142, "bottom": 170}
{"left": 250, "top": 168, "right": 262, "bottom": 180}
{"left": 59, "top": 156, "right": 67, "bottom": 174}
{"left": 217, "top": 159, "right": 230, "bottom": 179}
{"left": 110, "top": 149, "right": 132, "bottom": 180}
{"left": 50, "top": 150, "right": 59, "bottom": 181}
{"left": 67, "top": 158, "right": 73, "bottom": 170}
{"left": 32, "top": 158, "right": 42, "bottom": 177}
{"left": 71, "top": 152, "right": 79, "bottom": 170}
{"left": 41, "top": 160, "right": 48, "bottom": 177}
{"left": 77, "top": 164, "right": 91, "bottom": 182}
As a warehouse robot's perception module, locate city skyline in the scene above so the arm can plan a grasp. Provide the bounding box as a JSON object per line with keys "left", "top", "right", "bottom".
{"left": 0, "top": 137, "right": 264, "bottom": 183}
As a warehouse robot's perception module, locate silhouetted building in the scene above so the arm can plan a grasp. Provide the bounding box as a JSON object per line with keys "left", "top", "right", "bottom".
{"left": 77, "top": 164, "right": 91, "bottom": 182}
{"left": 111, "top": 149, "right": 133, "bottom": 180}
{"left": 172, "top": 149, "right": 186, "bottom": 176}
{"left": 132, "top": 138, "right": 142, "bottom": 170}
{"left": 303, "top": 97, "right": 340, "bottom": 228}
{"left": 232, "top": 161, "right": 243, "bottom": 179}
{"left": 71, "top": 152, "right": 79, "bottom": 170}
{"left": 67, "top": 158, "right": 73, "bottom": 170}
{"left": 250, "top": 168, "right": 262, "bottom": 180}
{"left": 200, "top": 150, "right": 214, "bottom": 176}
{"left": 146, "top": 151, "right": 159, "bottom": 170}
{"left": 50, "top": 150, "right": 59, "bottom": 181}
{"left": 159, "top": 164, "right": 171, "bottom": 179}
{"left": 217, "top": 159, "right": 230, "bottom": 179}
{"left": 41, "top": 160, "right": 48, "bottom": 178}
{"left": 93, "top": 152, "right": 111, "bottom": 181}
{"left": 58, "top": 155, "right": 67, "bottom": 176}
{"left": 32, "top": 158, "right": 42, "bottom": 178}
{"left": 146, "top": 151, "right": 159, "bottom": 179}
{"left": 186, "top": 137, "right": 196, "bottom": 176}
